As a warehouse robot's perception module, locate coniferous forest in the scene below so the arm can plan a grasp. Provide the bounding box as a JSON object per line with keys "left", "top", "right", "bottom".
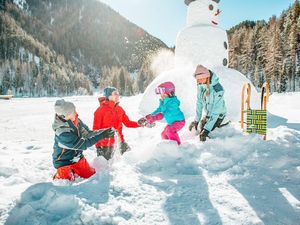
{"left": 228, "top": 1, "right": 300, "bottom": 92}
{"left": 0, "top": 0, "right": 166, "bottom": 97}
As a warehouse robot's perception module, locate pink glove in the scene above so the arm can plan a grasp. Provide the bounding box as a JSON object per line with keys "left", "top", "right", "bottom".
{"left": 145, "top": 113, "right": 164, "bottom": 124}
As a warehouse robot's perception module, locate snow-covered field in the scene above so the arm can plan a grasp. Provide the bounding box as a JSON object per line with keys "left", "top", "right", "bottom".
{"left": 0, "top": 93, "right": 300, "bottom": 225}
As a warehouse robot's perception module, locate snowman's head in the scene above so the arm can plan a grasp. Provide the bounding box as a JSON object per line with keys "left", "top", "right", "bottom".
{"left": 186, "top": 0, "right": 221, "bottom": 26}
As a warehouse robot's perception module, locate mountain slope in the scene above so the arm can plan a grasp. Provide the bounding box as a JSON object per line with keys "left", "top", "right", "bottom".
{"left": 0, "top": 0, "right": 168, "bottom": 96}
{"left": 10, "top": 0, "right": 168, "bottom": 81}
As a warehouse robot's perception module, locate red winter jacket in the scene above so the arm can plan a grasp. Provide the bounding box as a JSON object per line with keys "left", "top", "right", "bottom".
{"left": 93, "top": 99, "right": 140, "bottom": 147}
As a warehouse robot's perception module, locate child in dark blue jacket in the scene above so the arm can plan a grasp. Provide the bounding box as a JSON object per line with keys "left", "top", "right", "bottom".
{"left": 52, "top": 99, "right": 114, "bottom": 181}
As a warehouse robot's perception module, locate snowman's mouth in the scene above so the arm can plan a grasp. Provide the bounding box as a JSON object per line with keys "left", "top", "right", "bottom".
{"left": 212, "top": 20, "right": 218, "bottom": 25}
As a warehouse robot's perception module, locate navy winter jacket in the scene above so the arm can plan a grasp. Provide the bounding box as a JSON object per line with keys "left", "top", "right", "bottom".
{"left": 52, "top": 115, "right": 106, "bottom": 169}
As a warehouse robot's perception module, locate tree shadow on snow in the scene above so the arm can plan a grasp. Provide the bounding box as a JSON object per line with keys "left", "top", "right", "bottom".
{"left": 268, "top": 112, "right": 300, "bottom": 131}
{"left": 138, "top": 144, "right": 222, "bottom": 225}
{"left": 229, "top": 139, "right": 300, "bottom": 225}
{"left": 5, "top": 172, "right": 111, "bottom": 225}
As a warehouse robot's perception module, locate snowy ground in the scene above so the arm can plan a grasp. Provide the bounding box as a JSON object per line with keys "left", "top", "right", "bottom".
{"left": 0, "top": 93, "right": 300, "bottom": 225}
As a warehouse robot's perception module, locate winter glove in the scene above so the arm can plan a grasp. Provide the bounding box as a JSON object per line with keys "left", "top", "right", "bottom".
{"left": 97, "top": 146, "right": 114, "bottom": 160}
{"left": 145, "top": 113, "right": 164, "bottom": 125}
{"left": 101, "top": 127, "right": 115, "bottom": 139}
{"left": 137, "top": 117, "right": 147, "bottom": 127}
{"left": 199, "top": 129, "right": 209, "bottom": 142}
{"left": 145, "top": 114, "right": 155, "bottom": 124}
{"left": 199, "top": 118, "right": 208, "bottom": 132}
{"left": 120, "top": 141, "right": 131, "bottom": 155}
{"left": 188, "top": 121, "right": 199, "bottom": 131}
{"left": 138, "top": 117, "right": 155, "bottom": 128}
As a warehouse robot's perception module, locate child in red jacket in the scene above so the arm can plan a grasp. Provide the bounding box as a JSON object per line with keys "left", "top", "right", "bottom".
{"left": 93, "top": 87, "right": 144, "bottom": 160}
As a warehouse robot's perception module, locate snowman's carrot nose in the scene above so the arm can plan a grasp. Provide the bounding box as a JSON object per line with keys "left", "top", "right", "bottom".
{"left": 215, "top": 9, "right": 221, "bottom": 16}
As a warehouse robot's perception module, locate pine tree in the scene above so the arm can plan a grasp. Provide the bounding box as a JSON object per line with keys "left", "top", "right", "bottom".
{"left": 13, "top": 63, "right": 24, "bottom": 96}
{"left": 2, "top": 68, "right": 11, "bottom": 95}
{"left": 119, "top": 67, "right": 126, "bottom": 95}
{"left": 265, "top": 23, "right": 283, "bottom": 92}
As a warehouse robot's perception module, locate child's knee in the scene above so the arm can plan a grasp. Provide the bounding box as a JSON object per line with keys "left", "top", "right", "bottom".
{"left": 161, "top": 131, "right": 168, "bottom": 139}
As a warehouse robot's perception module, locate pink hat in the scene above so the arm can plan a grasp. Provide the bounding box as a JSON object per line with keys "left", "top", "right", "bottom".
{"left": 194, "top": 65, "right": 210, "bottom": 79}
{"left": 155, "top": 81, "right": 175, "bottom": 95}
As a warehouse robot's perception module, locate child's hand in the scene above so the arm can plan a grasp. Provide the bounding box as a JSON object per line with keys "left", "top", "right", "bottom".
{"left": 189, "top": 121, "right": 199, "bottom": 131}
{"left": 145, "top": 113, "right": 164, "bottom": 124}
{"left": 145, "top": 122, "right": 155, "bottom": 128}
{"left": 145, "top": 114, "right": 155, "bottom": 124}
{"left": 138, "top": 117, "right": 155, "bottom": 128}
{"left": 137, "top": 117, "right": 147, "bottom": 127}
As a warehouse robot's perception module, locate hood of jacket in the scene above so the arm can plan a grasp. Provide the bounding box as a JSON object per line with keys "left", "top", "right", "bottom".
{"left": 52, "top": 115, "right": 73, "bottom": 136}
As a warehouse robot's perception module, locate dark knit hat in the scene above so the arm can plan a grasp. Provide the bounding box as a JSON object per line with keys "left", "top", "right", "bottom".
{"left": 103, "top": 87, "right": 117, "bottom": 99}
{"left": 54, "top": 99, "right": 75, "bottom": 117}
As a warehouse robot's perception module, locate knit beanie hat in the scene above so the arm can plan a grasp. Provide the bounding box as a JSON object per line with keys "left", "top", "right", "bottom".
{"left": 103, "top": 87, "right": 117, "bottom": 99}
{"left": 194, "top": 65, "right": 210, "bottom": 79}
{"left": 54, "top": 99, "right": 76, "bottom": 117}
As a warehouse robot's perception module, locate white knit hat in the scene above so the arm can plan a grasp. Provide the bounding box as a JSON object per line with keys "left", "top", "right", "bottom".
{"left": 54, "top": 99, "right": 75, "bottom": 117}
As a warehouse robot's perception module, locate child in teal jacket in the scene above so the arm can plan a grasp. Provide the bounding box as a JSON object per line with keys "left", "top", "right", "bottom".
{"left": 189, "top": 65, "right": 227, "bottom": 141}
{"left": 141, "top": 82, "right": 185, "bottom": 145}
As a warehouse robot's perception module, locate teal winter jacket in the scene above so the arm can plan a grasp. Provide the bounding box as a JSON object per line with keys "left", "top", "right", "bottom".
{"left": 195, "top": 73, "right": 227, "bottom": 132}
{"left": 151, "top": 96, "right": 185, "bottom": 125}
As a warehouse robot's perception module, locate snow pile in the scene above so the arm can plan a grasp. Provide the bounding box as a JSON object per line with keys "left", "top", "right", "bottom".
{"left": 139, "top": 65, "right": 260, "bottom": 122}
{"left": 0, "top": 94, "right": 300, "bottom": 225}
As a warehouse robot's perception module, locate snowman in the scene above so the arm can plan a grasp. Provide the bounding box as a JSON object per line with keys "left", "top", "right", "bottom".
{"left": 176, "top": 0, "right": 228, "bottom": 69}
{"left": 139, "top": 0, "right": 259, "bottom": 122}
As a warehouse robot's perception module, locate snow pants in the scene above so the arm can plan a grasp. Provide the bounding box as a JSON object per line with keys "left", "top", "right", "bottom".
{"left": 54, "top": 157, "right": 95, "bottom": 181}
{"left": 161, "top": 120, "right": 185, "bottom": 145}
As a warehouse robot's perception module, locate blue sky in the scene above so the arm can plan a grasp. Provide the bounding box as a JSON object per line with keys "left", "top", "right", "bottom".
{"left": 99, "top": 0, "right": 294, "bottom": 47}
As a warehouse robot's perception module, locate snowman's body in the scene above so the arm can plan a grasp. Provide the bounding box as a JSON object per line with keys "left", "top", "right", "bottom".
{"left": 176, "top": 25, "right": 228, "bottom": 69}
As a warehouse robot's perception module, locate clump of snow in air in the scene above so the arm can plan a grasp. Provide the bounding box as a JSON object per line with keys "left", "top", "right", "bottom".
{"left": 150, "top": 49, "right": 175, "bottom": 77}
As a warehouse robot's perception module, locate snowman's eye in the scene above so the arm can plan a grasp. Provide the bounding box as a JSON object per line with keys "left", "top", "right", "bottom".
{"left": 209, "top": 4, "right": 214, "bottom": 11}
{"left": 224, "top": 42, "right": 228, "bottom": 50}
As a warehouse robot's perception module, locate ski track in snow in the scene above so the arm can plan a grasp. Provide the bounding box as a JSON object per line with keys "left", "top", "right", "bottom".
{"left": 0, "top": 94, "right": 300, "bottom": 225}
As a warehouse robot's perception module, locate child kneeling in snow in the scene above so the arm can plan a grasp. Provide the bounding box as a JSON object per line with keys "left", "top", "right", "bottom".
{"left": 140, "top": 81, "right": 185, "bottom": 145}
{"left": 52, "top": 99, "right": 115, "bottom": 181}
{"left": 188, "top": 65, "right": 227, "bottom": 142}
